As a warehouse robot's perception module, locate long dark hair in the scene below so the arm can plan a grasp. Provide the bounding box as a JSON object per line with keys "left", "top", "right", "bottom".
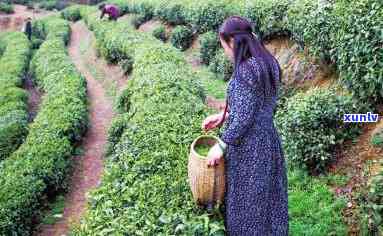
{"left": 219, "top": 16, "right": 281, "bottom": 96}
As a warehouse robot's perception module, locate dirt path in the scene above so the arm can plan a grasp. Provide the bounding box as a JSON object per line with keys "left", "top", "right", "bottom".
{"left": 77, "top": 21, "right": 127, "bottom": 98}
{"left": 35, "top": 21, "right": 120, "bottom": 236}
{"left": 24, "top": 73, "right": 42, "bottom": 122}
{"left": 329, "top": 107, "right": 383, "bottom": 235}
{"left": 0, "top": 4, "right": 52, "bottom": 32}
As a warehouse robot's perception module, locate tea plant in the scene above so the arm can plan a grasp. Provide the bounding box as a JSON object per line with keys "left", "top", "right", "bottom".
{"left": 0, "top": 17, "right": 87, "bottom": 235}
{"left": 106, "top": 0, "right": 383, "bottom": 105}
{"left": 275, "top": 87, "right": 364, "bottom": 172}
{"left": 199, "top": 31, "right": 219, "bottom": 65}
{"left": 65, "top": 6, "right": 348, "bottom": 235}
{"left": 152, "top": 25, "right": 167, "bottom": 42}
{"left": 0, "top": 32, "right": 30, "bottom": 160}
{"left": 61, "top": 5, "right": 82, "bottom": 21}
{"left": 170, "top": 25, "right": 193, "bottom": 51}
{"left": 209, "top": 49, "right": 234, "bottom": 81}
{"left": 287, "top": 0, "right": 383, "bottom": 104}
{"left": 155, "top": 2, "right": 185, "bottom": 25}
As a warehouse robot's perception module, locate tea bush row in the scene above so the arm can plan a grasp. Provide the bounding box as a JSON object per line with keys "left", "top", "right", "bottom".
{"left": 0, "top": 16, "right": 88, "bottom": 235}
{"left": 275, "top": 87, "right": 364, "bottom": 172}
{"left": 104, "top": 0, "right": 382, "bottom": 104}
{"left": 287, "top": 0, "right": 383, "bottom": 104}
{"left": 0, "top": 32, "right": 30, "bottom": 161}
{"left": 64, "top": 6, "right": 348, "bottom": 235}
{"left": 38, "top": 0, "right": 69, "bottom": 11}
{"left": 170, "top": 25, "right": 193, "bottom": 51}
{"left": 112, "top": 0, "right": 379, "bottom": 172}
{"left": 79, "top": 1, "right": 370, "bottom": 172}
{"left": 208, "top": 49, "right": 234, "bottom": 81}
{"left": 65, "top": 9, "right": 227, "bottom": 235}
{"left": 0, "top": 2, "right": 14, "bottom": 14}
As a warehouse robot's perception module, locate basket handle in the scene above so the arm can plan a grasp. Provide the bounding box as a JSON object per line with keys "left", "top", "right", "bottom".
{"left": 212, "top": 158, "right": 218, "bottom": 205}
{"left": 211, "top": 138, "right": 222, "bottom": 206}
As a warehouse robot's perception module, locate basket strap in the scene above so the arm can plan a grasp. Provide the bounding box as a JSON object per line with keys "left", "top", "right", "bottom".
{"left": 217, "top": 99, "right": 228, "bottom": 128}
{"left": 212, "top": 164, "right": 217, "bottom": 204}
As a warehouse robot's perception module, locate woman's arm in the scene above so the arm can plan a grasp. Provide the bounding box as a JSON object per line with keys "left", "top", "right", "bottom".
{"left": 220, "top": 64, "right": 264, "bottom": 146}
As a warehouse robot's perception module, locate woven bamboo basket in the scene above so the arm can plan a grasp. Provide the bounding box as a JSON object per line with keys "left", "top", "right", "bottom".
{"left": 188, "top": 135, "right": 225, "bottom": 207}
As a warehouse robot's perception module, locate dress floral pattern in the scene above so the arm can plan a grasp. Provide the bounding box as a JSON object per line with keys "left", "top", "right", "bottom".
{"left": 220, "top": 56, "right": 288, "bottom": 235}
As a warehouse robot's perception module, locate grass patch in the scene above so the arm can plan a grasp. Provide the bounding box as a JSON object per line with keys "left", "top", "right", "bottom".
{"left": 288, "top": 168, "right": 347, "bottom": 235}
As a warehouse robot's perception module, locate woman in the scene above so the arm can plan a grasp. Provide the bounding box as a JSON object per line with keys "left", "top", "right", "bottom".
{"left": 99, "top": 3, "right": 120, "bottom": 21}
{"left": 202, "top": 16, "right": 288, "bottom": 235}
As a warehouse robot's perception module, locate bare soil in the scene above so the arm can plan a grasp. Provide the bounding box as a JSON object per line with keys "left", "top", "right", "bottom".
{"left": 23, "top": 73, "right": 42, "bottom": 122}
{"left": 138, "top": 19, "right": 162, "bottom": 33}
{"left": 185, "top": 36, "right": 202, "bottom": 70}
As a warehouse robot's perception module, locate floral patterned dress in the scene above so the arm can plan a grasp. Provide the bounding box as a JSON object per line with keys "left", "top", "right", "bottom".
{"left": 220, "top": 56, "right": 288, "bottom": 235}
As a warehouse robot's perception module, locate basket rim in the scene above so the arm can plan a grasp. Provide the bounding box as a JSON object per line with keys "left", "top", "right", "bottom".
{"left": 190, "top": 135, "right": 222, "bottom": 160}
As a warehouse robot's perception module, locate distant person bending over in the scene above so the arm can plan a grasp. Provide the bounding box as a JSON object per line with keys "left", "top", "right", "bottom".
{"left": 99, "top": 3, "right": 120, "bottom": 21}
{"left": 23, "top": 17, "right": 32, "bottom": 41}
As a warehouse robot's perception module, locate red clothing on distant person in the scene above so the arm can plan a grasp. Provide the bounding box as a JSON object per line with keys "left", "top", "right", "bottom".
{"left": 101, "top": 4, "right": 120, "bottom": 20}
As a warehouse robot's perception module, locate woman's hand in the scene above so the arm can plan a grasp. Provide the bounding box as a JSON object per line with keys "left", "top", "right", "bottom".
{"left": 206, "top": 143, "right": 224, "bottom": 167}
{"left": 202, "top": 112, "right": 228, "bottom": 131}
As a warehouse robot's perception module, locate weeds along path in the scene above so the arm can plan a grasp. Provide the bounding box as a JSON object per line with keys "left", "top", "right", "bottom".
{"left": 36, "top": 21, "right": 122, "bottom": 236}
